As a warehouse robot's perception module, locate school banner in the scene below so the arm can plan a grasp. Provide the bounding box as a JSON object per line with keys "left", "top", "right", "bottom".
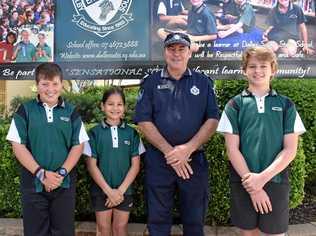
{"left": 0, "top": 0, "right": 315, "bottom": 80}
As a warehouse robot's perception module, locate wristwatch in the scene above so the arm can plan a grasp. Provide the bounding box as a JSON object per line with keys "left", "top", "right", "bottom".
{"left": 57, "top": 167, "right": 68, "bottom": 177}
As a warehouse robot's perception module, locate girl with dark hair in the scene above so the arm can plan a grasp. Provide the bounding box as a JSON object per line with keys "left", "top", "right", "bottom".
{"left": 84, "top": 87, "right": 144, "bottom": 236}
{"left": 0, "top": 31, "right": 17, "bottom": 63}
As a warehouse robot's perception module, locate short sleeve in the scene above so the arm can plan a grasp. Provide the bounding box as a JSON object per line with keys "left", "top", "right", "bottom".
{"left": 205, "top": 13, "right": 218, "bottom": 34}
{"left": 283, "top": 99, "right": 306, "bottom": 135}
{"left": 131, "top": 129, "right": 145, "bottom": 157}
{"left": 217, "top": 98, "right": 239, "bottom": 134}
{"left": 70, "top": 109, "right": 89, "bottom": 146}
{"left": 205, "top": 78, "right": 219, "bottom": 120}
{"left": 296, "top": 6, "right": 307, "bottom": 24}
{"left": 157, "top": 1, "right": 167, "bottom": 15}
{"left": 84, "top": 129, "right": 98, "bottom": 158}
{"left": 6, "top": 104, "right": 28, "bottom": 144}
{"left": 239, "top": 5, "right": 254, "bottom": 28}
{"left": 134, "top": 76, "right": 154, "bottom": 123}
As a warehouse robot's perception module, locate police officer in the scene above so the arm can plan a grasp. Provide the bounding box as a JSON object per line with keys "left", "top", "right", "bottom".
{"left": 134, "top": 32, "right": 219, "bottom": 236}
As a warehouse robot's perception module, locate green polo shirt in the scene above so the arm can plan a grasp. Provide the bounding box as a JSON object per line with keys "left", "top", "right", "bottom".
{"left": 217, "top": 89, "right": 306, "bottom": 183}
{"left": 86, "top": 121, "right": 143, "bottom": 195}
{"left": 6, "top": 97, "right": 89, "bottom": 192}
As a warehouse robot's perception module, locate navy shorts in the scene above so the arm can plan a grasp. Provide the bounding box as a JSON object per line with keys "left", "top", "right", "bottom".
{"left": 92, "top": 194, "right": 133, "bottom": 212}
{"left": 22, "top": 186, "right": 76, "bottom": 236}
{"left": 230, "top": 181, "right": 290, "bottom": 234}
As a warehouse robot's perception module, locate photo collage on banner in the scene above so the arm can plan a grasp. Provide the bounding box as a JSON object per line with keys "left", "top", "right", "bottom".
{"left": 0, "top": 0, "right": 54, "bottom": 63}
{"left": 151, "top": 0, "right": 316, "bottom": 61}
{"left": 0, "top": 0, "right": 315, "bottom": 79}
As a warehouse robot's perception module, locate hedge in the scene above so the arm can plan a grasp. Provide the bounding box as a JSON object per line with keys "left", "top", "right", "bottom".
{"left": 0, "top": 79, "right": 314, "bottom": 225}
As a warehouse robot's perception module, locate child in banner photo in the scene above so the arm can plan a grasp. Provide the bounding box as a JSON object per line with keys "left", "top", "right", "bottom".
{"left": 217, "top": 0, "right": 256, "bottom": 38}
{"left": 84, "top": 87, "right": 145, "bottom": 236}
{"left": 263, "top": 0, "right": 313, "bottom": 57}
{"left": 157, "top": 0, "right": 218, "bottom": 52}
{"left": 153, "top": 0, "right": 188, "bottom": 29}
{"left": 0, "top": 31, "right": 17, "bottom": 63}
{"left": 217, "top": 46, "right": 306, "bottom": 235}
{"left": 215, "top": 0, "right": 239, "bottom": 26}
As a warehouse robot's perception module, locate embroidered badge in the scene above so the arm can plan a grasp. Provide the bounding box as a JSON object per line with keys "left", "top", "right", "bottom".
{"left": 272, "top": 107, "right": 282, "bottom": 111}
{"left": 72, "top": 0, "right": 133, "bottom": 37}
{"left": 60, "top": 116, "right": 70, "bottom": 122}
{"left": 190, "top": 85, "right": 200, "bottom": 95}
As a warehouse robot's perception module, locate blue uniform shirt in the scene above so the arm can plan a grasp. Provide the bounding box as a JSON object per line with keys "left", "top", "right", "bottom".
{"left": 134, "top": 68, "right": 219, "bottom": 146}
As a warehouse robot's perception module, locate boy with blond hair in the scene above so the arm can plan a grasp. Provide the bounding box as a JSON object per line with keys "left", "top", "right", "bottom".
{"left": 217, "top": 46, "right": 306, "bottom": 235}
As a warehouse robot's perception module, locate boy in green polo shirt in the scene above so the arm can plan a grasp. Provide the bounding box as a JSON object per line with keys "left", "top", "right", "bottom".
{"left": 217, "top": 46, "right": 306, "bottom": 235}
{"left": 6, "top": 63, "right": 89, "bottom": 236}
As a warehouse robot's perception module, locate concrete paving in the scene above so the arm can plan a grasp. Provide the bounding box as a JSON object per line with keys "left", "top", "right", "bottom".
{"left": 0, "top": 219, "right": 315, "bottom": 236}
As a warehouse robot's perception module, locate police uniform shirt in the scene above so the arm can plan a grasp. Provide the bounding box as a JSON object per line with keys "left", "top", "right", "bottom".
{"left": 217, "top": 89, "right": 306, "bottom": 183}
{"left": 84, "top": 121, "right": 144, "bottom": 196}
{"left": 267, "top": 3, "right": 307, "bottom": 40}
{"left": 6, "top": 97, "right": 89, "bottom": 192}
{"left": 187, "top": 3, "right": 218, "bottom": 36}
{"left": 134, "top": 68, "right": 219, "bottom": 146}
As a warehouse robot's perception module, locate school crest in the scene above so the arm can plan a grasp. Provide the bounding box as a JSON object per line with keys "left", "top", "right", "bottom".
{"left": 72, "top": 0, "right": 133, "bottom": 37}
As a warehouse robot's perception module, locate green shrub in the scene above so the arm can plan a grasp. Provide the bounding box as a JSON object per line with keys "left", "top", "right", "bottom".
{"left": 0, "top": 124, "right": 22, "bottom": 217}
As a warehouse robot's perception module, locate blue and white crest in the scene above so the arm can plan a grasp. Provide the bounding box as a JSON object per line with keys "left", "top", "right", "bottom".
{"left": 72, "top": 0, "right": 133, "bottom": 37}
{"left": 190, "top": 85, "right": 200, "bottom": 96}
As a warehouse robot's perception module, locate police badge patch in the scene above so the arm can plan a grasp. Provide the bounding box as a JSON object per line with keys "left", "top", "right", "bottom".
{"left": 72, "top": 0, "right": 133, "bottom": 37}
{"left": 190, "top": 85, "right": 200, "bottom": 96}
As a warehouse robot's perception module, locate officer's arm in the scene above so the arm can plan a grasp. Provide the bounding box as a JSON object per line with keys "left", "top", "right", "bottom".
{"left": 165, "top": 118, "right": 218, "bottom": 164}
{"left": 138, "top": 121, "right": 173, "bottom": 155}
{"left": 186, "top": 118, "right": 218, "bottom": 153}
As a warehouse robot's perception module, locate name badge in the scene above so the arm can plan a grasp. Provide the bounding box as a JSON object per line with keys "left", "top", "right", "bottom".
{"left": 272, "top": 107, "right": 282, "bottom": 111}
{"left": 157, "top": 84, "right": 172, "bottom": 90}
{"left": 60, "top": 116, "right": 70, "bottom": 122}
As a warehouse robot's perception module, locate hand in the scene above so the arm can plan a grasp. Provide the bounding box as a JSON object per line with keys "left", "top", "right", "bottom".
{"left": 217, "top": 31, "right": 228, "bottom": 39}
{"left": 172, "top": 162, "right": 193, "bottom": 180}
{"left": 262, "top": 33, "right": 268, "bottom": 43}
{"left": 242, "top": 172, "right": 266, "bottom": 194}
{"left": 302, "top": 45, "right": 315, "bottom": 55}
{"left": 225, "top": 14, "right": 237, "bottom": 20}
{"left": 42, "top": 170, "right": 63, "bottom": 192}
{"left": 105, "top": 189, "right": 124, "bottom": 207}
{"left": 165, "top": 145, "right": 193, "bottom": 167}
{"left": 249, "top": 189, "right": 272, "bottom": 214}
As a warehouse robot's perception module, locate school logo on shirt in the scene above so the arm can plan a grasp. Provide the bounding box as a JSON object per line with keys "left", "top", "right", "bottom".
{"left": 272, "top": 107, "right": 282, "bottom": 112}
{"left": 72, "top": 0, "right": 133, "bottom": 37}
{"left": 190, "top": 85, "right": 200, "bottom": 96}
{"left": 124, "top": 140, "right": 131, "bottom": 145}
{"left": 60, "top": 116, "right": 70, "bottom": 122}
